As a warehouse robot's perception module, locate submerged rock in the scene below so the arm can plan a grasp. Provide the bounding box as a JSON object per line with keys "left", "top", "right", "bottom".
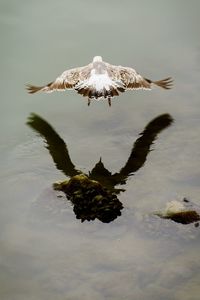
{"left": 53, "top": 174, "right": 123, "bottom": 223}
{"left": 155, "top": 199, "right": 200, "bottom": 225}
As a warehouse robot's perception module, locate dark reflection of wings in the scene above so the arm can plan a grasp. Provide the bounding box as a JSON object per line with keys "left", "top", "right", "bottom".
{"left": 90, "top": 114, "right": 173, "bottom": 191}
{"left": 27, "top": 113, "right": 173, "bottom": 194}
{"left": 27, "top": 113, "right": 80, "bottom": 177}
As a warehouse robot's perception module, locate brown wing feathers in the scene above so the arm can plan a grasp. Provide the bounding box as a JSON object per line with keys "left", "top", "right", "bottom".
{"left": 26, "top": 82, "right": 54, "bottom": 94}
{"left": 26, "top": 79, "right": 75, "bottom": 94}
{"left": 126, "top": 79, "right": 151, "bottom": 89}
{"left": 114, "top": 66, "right": 173, "bottom": 90}
{"left": 145, "top": 77, "right": 173, "bottom": 90}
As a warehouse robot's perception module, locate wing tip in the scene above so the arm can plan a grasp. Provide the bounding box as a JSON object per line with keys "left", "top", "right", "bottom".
{"left": 26, "top": 84, "right": 43, "bottom": 94}
{"left": 153, "top": 77, "right": 173, "bottom": 90}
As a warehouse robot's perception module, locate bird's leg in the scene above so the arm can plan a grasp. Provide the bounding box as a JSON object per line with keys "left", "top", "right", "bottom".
{"left": 108, "top": 98, "right": 111, "bottom": 107}
{"left": 88, "top": 98, "right": 91, "bottom": 106}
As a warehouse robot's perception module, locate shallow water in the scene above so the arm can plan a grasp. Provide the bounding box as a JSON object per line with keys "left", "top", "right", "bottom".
{"left": 1, "top": 1, "right": 200, "bottom": 299}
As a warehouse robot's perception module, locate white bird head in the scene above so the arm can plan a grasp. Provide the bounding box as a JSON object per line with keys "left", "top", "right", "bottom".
{"left": 93, "top": 56, "right": 103, "bottom": 63}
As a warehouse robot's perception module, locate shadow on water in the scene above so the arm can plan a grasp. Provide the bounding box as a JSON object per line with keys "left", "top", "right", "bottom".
{"left": 27, "top": 112, "right": 173, "bottom": 223}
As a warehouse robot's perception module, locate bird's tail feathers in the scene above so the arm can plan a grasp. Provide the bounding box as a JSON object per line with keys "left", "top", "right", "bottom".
{"left": 75, "top": 84, "right": 125, "bottom": 99}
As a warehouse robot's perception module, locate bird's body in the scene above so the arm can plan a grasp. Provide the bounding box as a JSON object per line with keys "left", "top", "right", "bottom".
{"left": 27, "top": 56, "right": 172, "bottom": 106}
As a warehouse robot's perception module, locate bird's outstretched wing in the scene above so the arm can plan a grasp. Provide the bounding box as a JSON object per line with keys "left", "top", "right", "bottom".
{"left": 106, "top": 63, "right": 173, "bottom": 90}
{"left": 26, "top": 64, "right": 92, "bottom": 94}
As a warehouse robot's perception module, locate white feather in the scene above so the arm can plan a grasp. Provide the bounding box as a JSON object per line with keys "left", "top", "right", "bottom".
{"left": 87, "top": 72, "right": 113, "bottom": 91}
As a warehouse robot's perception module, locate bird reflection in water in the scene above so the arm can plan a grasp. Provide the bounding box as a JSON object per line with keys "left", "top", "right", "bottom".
{"left": 27, "top": 112, "right": 173, "bottom": 223}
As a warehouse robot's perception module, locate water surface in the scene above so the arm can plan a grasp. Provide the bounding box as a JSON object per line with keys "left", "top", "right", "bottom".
{"left": 0, "top": 1, "right": 200, "bottom": 299}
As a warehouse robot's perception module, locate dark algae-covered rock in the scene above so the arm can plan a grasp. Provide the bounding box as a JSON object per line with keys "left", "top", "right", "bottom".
{"left": 54, "top": 174, "right": 123, "bottom": 223}
{"left": 27, "top": 113, "right": 173, "bottom": 223}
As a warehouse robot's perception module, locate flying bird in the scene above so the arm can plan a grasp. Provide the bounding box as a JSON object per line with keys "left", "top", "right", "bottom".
{"left": 27, "top": 56, "right": 173, "bottom": 106}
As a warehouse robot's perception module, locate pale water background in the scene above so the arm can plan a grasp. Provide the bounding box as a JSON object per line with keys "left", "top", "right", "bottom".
{"left": 0, "top": 1, "right": 200, "bottom": 299}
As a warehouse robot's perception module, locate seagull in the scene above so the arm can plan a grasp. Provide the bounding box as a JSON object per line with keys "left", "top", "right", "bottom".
{"left": 27, "top": 56, "right": 173, "bottom": 106}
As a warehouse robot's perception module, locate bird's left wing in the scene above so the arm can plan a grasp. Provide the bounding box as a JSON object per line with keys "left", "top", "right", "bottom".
{"left": 106, "top": 63, "right": 172, "bottom": 90}
{"left": 26, "top": 64, "right": 92, "bottom": 94}
{"left": 106, "top": 64, "right": 151, "bottom": 90}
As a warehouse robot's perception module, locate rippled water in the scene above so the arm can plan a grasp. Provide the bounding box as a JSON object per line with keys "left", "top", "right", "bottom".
{"left": 1, "top": 1, "right": 200, "bottom": 299}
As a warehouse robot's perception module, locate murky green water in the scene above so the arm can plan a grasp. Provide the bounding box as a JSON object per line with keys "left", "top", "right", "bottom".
{"left": 1, "top": 1, "right": 200, "bottom": 299}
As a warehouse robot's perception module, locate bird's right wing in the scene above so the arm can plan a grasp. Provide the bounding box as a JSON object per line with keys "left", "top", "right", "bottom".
{"left": 26, "top": 64, "right": 92, "bottom": 94}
